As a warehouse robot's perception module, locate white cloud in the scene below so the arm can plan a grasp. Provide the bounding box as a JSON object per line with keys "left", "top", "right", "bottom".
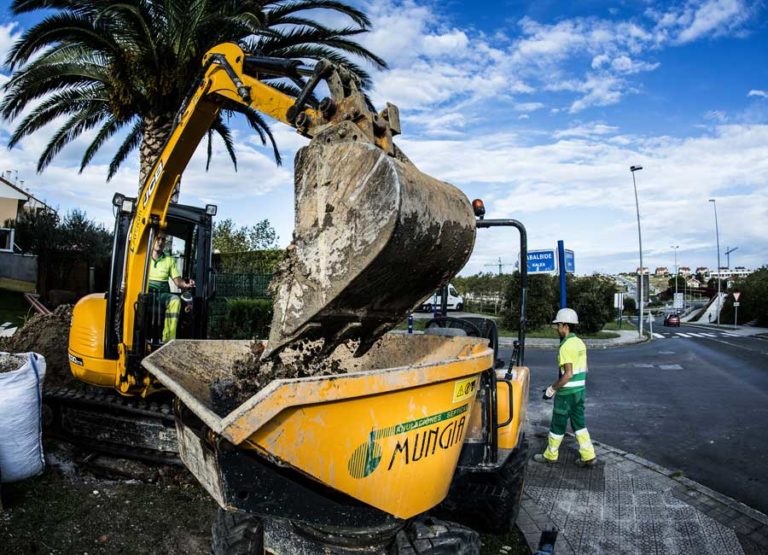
{"left": 0, "top": 22, "right": 21, "bottom": 68}
{"left": 651, "top": 0, "right": 753, "bottom": 45}
{"left": 553, "top": 122, "right": 619, "bottom": 139}
{"left": 748, "top": 89, "right": 768, "bottom": 98}
{"left": 704, "top": 110, "right": 728, "bottom": 122}
{"left": 395, "top": 123, "right": 768, "bottom": 274}
{"left": 567, "top": 74, "right": 625, "bottom": 112}
{"left": 513, "top": 102, "right": 545, "bottom": 113}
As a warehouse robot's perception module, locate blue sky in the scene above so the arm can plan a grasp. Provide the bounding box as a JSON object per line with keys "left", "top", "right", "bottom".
{"left": 0, "top": 0, "right": 766, "bottom": 276}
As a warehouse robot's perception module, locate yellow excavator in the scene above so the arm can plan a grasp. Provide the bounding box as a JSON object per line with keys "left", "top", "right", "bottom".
{"left": 63, "top": 42, "right": 531, "bottom": 553}
{"left": 67, "top": 42, "right": 475, "bottom": 396}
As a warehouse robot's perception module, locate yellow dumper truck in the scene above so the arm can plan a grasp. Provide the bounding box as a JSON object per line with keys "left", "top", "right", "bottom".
{"left": 65, "top": 42, "right": 531, "bottom": 553}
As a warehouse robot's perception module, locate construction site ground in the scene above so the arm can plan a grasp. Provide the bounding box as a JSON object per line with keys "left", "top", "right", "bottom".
{"left": 0, "top": 439, "right": 529, "bottom": 555}
{"left": 4, "top": 428, "right": 768, "bottom": 554}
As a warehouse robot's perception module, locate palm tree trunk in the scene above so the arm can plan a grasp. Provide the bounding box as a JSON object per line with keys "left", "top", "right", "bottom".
{"left": 138, "top": 112, "right": 174, "bottom": 193}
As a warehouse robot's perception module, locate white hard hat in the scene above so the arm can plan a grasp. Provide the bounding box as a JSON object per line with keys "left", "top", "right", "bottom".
{"left": 553, "top": 308, "right": 579, "bottom": 325}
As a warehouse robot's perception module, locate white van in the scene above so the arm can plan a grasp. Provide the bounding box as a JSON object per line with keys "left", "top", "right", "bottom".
{"left": 419, "top": 284, "right": 464, "bottom": 312}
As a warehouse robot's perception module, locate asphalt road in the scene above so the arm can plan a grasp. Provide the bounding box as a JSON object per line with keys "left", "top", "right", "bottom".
{"left": 509, "top": 323, "right": 768, "bottom": 515}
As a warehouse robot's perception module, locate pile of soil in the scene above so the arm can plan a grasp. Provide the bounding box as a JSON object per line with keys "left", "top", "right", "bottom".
{"left": 212, "top": 337, "right": 365, "bottom": 414}
{"left": 0, "top": 305, "right": 75, "bottom": 387}
{"left": 0, "top": 353, "right": 26, "bottom": 373}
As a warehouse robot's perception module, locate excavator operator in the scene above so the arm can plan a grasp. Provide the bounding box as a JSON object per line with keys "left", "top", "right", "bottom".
{"left": 148, "top": 232, "right": 195, "bottom": 342}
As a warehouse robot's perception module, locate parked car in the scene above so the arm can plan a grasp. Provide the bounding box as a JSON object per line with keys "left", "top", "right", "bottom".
{"left": 419, "top": 284, "right": 464, "bottom": 312}
{"left": 664, "top": 313, "right": 681, "bottom": 327}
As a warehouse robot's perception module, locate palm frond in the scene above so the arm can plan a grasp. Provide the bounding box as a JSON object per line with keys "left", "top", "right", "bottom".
{"left": 266, "top": 0, "right": 371, "bottom": 29}
{"left": 37, "top": 107, "right": 107, "bottom": 172}
{"left": 228, "top": 104, "right": 282, "bottom": 165}
{"left": 2, "top": 63, "right": 110, "bottom": 119}
{"left": 95, "top": 3, "right": 159, "bottom": 71}
{"left": 208, "top": 117, "right": 238, "bottom": 170}
{"left": 9, "top": 86, "right": 109, "bottom": 147}
{"left": 5, "top": 13, "right": 117, "bottom": 68}
{"left": 107, "top": 119, "right": 142, "bottom": 180}
{"left": 80, "top": 115, "right": 127, "bottom": 171}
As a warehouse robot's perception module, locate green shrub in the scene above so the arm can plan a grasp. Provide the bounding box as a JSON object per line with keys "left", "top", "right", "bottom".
{"left": 502, "top": 273, "right": 558, "bottom": 330}
{"left": 212, "top": 298, "right": 273, "bottom": 339}
{"left": 719, "top": 267, "right": 768, "bottom": 326}
{"left": 502, "top": 271, "right": 617, "bottom": 333}
{"left": 623, "top": 296, "right": 636, "bottom": 314}
{"left": 567, "top": 274, "right": 616, "bottom": 334}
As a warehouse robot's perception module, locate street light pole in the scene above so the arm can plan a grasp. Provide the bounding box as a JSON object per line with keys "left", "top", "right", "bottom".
{"left": 630, "top": 165, "right": 644, "bottom": 338}
{"left": 669, "top": 245, "right": 680, "bottom": 309}
{"left": 671, "top": 245, "right": 679, "bottom": 300}
{"left": 709, "top": 199, "right": 721, "bottom": 326}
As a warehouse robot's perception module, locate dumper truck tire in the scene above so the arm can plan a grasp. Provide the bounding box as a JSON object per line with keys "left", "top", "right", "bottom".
{"left": 393, "top": 516, "right": 480, "bottom": 554}
{"left": 436, "top": 438, "right": 528, "bottom": 534}
{"left": 212, "top": 509, "right": 263, "bottom": 555}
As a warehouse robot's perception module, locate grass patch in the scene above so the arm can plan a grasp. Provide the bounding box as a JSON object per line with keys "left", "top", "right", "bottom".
{"left": 0, "top": 288, "right": 31, "bottom": 327}
{"left": 394, "top": 317, "right": 619, "bottom": 340}
{"left": 480, "top": 526, "right": 530, "bottom": 554}
{"left": 602, "top": 320, "right": 630, "bottom": 331}
{"left": 523, "top": 327, "right": 619, "bottom": 340}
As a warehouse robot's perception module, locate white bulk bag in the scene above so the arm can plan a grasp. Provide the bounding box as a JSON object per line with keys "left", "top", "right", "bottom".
{"left": 0, "top": 352, "right": 46, "bottom": 483}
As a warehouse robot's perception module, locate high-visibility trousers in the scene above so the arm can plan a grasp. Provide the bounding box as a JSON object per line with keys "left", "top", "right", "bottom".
{"left": 160, "top": 293, "right": 180, "bottom": 343}
{"left": 543, "top": 390, "right": 596, "bottom": 462}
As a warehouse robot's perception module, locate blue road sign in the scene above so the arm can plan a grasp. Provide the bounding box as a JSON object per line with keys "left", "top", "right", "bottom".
{"left": 527, "top": 249, "right": 557, "bottom": 273}
{"left": 565, "top": 249, "right": 575, "bottom": 273}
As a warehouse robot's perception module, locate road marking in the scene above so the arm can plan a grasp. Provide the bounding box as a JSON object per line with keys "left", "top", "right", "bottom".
{"left": 659, "top": 364, "right": 683, "bottom": 370}
{"left": 719, "top": 333, "right": 738, "bottom": 337}
{"left": 675, "top": 333, "right": 691, "bottom": 337}
{"left": 700, "top": 333, "right": 717, "bottom": 337}
{"left": 687, "top": 333, "right": 706, "bottom": 337}
{"left": 653, "top": 333, "right": 665, "bottom": 339}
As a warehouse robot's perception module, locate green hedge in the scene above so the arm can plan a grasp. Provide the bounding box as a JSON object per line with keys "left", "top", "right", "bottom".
{"left": 210, "top": 298, "right": 273, "bottom": 340}
{"left": 501, "top": 272, "right": 617, "bottom": 334}
{"left": 719, "top": 267, "right": 768, "bottom": 326}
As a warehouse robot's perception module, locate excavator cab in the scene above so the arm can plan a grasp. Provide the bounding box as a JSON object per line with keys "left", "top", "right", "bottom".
{"left": 69, "top": 195, "right": 215, "bottom": 390}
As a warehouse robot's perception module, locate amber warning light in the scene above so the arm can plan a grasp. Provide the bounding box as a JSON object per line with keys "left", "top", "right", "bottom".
{"left": 472, "top": 198, "right": 486, "bottom": 219}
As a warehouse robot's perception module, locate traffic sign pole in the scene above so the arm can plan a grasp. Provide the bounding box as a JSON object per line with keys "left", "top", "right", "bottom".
{"left": 558, "top": 240, "right": 566, "bottom": 309}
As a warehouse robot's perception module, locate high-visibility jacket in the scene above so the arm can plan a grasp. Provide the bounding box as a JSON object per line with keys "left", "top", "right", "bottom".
{"left": 148, "top": 252, "right": 180, "bottom": 290}
{"left": 557, "top": 333, "right": 587, "bottom": 395}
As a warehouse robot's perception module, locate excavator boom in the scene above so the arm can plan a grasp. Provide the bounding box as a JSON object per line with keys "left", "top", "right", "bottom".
{"left": 113, "top": 42, "right": 474, "bottom": 390}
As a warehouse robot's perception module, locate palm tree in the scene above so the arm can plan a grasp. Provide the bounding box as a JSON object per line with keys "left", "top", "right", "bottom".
{"left": 2, "top": 0, "right": 386, "bottom": 186}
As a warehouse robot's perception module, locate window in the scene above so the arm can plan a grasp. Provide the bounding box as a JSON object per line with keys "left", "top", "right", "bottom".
{"left": 0, "top": 228, "right": 14, "bottom": 252}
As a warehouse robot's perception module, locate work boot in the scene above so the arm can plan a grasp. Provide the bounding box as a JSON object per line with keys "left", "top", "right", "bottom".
{"left": 574, "top": 457, "right": 597, "bottom": 468}
{"left": 533, "top": 454, "right": 557, "bottom": 464}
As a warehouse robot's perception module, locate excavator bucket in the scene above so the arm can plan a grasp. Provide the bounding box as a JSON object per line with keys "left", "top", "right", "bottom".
{"left": 268, "top": 120, "right": 476, "bottom": 354}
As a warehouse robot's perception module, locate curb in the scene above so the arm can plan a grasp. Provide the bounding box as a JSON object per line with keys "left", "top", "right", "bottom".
{"left": 499, "top": 332, "right": 648, "bottom": 351}
{"left": 594, "top": 441, "right": 768, "bottom": 527}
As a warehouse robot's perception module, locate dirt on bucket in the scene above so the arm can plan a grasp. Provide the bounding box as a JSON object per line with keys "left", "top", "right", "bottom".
{"left": 0, "top": 305, "right": 76, "bottom": 387}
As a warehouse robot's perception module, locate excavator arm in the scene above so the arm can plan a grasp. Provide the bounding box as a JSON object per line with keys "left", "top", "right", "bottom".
{"left": 117, "top": 42, "right": 476, "bottom": 393}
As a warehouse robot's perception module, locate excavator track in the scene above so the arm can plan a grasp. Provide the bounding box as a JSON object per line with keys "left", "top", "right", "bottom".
{"left": 42, "top": 386, "right": 181, "bottom": 465}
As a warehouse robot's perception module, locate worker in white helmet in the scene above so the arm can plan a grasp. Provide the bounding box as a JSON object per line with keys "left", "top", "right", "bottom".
{"left": 533, "top": 308, "right": 598, "bottom": 467}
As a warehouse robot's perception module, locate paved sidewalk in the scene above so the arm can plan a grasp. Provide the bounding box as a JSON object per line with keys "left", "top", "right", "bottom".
{"left": 518, "top": 430, "right": 768, "bottom": 554}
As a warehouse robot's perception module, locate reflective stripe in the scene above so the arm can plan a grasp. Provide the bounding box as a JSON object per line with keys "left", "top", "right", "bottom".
{"left": 575, "top": 428, "right": 596, "bottom": 461}
{"left": 544, "top": 432, "right": 564, "bottom": 461}
{"left": 563, "top": 378, "right": 586, "bottom": 388}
